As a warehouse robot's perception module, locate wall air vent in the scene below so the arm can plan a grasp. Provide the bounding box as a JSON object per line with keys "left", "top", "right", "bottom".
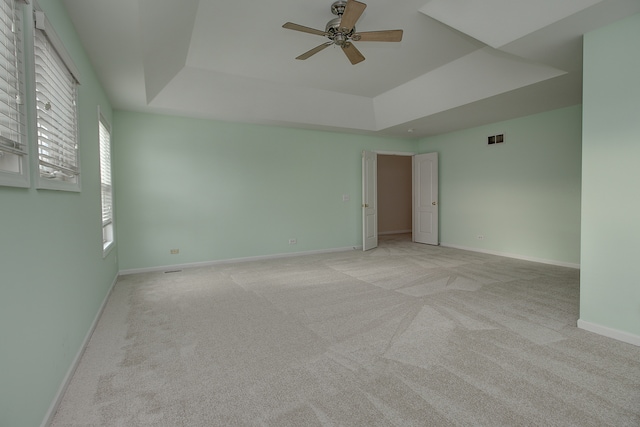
{"left": 488, "top": 134, "right": 505, "bottom": 145}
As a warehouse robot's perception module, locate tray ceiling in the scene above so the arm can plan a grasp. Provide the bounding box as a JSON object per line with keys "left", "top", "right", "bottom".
{"left": 60, "top": 0, "right": 640, "bottom": 137}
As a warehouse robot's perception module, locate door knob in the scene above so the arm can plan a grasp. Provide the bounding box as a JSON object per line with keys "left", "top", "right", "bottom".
{"left": 362, "top": 204, "right": 369, "bottom": 208}
{"left": 432, "top": 201, "right": 437, "bottom": 205}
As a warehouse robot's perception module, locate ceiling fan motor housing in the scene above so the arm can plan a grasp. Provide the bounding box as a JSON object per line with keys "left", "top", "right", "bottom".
{"left": 326, "top": 17, "right": 355, "bottom": 46}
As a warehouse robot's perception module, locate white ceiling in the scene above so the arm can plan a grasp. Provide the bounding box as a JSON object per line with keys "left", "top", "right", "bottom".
{"left": 60, "top": 0, "right": 640, "bottom": 138}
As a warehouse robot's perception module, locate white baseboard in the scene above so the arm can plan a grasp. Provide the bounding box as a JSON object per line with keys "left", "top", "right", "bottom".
{"left": 577, "top": 319, "right": 640, "bottom": 347}
{"left": 119, "top": 246, "right": 362, "bottom": 275}
{"left": 121, "top": 242, "right": 580, "bottom": 275}
{"left": 41, "top": 273, "right": 119, "bottom": 427}
{"left": 440, "top": 243, "right": 580, "bottom": 269}
{"left": 379, "top": 230, "right": 412, "bottom": 236}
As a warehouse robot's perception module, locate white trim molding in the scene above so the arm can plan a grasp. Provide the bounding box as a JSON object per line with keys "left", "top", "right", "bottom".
{"left": 41, "top": 273, "right": 118, "bottom": 427}
{"left": 577, "top": 319, "right": 640, "bottom": 347}
{"left": 119, "top": 246, "right": 362, "bottom": 276}
{"left": 374, "top": 150, "right": 415, "bottom": 156}
{"left": 379, "top": 230, "right": 412, "bottom": 236}
{"left": 33, "top": 8, "right": 80, "bottom": 83}
{"left": 440, "top": 243, "right": 580, "bottom": 269}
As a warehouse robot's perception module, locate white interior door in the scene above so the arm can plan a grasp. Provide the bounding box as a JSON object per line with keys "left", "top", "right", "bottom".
{"left": 362, "top": 150, "right": 378, "bottom": 251}
{"left": 413, "top": 152, "right": 439, "bottom": 245}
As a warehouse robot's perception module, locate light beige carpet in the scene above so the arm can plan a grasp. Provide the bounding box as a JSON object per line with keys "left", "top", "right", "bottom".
{"left": 51, "top": 235, "right": 640, "bottom": 426}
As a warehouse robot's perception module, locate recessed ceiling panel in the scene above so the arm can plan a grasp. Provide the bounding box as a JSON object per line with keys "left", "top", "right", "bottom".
{"left": 185, "top": 0, "right": 480, "bottom": 97}
{"left": 150, "top": 67, "right": 377, "bottom": 131}
{"left": 374, "top": 47, "right": 566, "bottom": 129}
{"left": 419, "top": 0, "right": 603, "bottom": 48}
{"left": 60, "top": 0, "right": 638, "bottom": 138}
{"left": 140, "top": 0, "right": 199, "bottom": 102}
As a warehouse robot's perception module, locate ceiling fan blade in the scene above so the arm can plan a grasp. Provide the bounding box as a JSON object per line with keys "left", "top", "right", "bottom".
{"left": 342, "top": 42, "right": 365, "bottom": 65}
{"left": 282, "top": 22, "right": 327, "bottom": 37}
{"left": 339, "top": 0, "right": 366, "bottom": 32}
{"left": 355, "top": 29, "right": 403, "bottom": 42}
{"left": 296, "top": 42, "right": 333, "bottom": 60}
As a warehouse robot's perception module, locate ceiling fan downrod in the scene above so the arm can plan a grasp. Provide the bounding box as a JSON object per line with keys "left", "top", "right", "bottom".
{"left": 330, "top": 0, "right": 347, "bottom": 16}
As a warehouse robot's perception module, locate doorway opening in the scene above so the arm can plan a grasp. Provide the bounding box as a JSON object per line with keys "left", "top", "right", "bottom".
{"left": 377, "top": 154, "right": 412, "bottom": 237}
{"left": 362, "top": 151, "right": 439, "bottom": 251}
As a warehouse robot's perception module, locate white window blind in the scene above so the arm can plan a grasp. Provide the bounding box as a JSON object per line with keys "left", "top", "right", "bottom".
{"left": 99, "top": 114, "right": 114, "bottom": 252}
{"left": 0, "top": 0, "right": 27, "bottom": 179}
{"left": 34, "top": 14, "right": 80, "bottom": 185}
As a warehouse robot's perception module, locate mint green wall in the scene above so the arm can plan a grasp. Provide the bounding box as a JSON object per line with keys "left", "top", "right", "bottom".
{"left": 113, "top": 112, "right": 416, "bottom": 271}
{"left": 0, "top": 1, "right": 116, "bottom": 426}
{"left": 418, "top": 105, "right": 582, "bottom": 265}
{"left": 581, "top": 14, "right": 640, "bottom": 338}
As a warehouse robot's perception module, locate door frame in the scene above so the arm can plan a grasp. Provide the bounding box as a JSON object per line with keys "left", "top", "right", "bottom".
{"left": 362, "top": 151, "right": 415, "bottom": 250}
{"left": 362, "top": 150, "right": 378, "bottom": 251}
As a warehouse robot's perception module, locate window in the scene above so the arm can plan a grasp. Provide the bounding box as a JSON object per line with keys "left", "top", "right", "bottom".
{"left": 99, "top": 111, "right": 114, "bottom": 254}
{"left": 0, "top": 0, "right": 28, "bottom": 187}
{"left": 33, "top": 8, "right": 81, "bottom": 191}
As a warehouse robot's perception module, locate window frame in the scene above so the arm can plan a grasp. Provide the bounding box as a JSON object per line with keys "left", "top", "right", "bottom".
{"left": 32, "top": 5, "right": 81, "bottom": 192}
{"left": 0, "top": 0, "right": 29, "bottom": 188}
{"left": 98, "top": 107, "right": 114, "bottom": 256}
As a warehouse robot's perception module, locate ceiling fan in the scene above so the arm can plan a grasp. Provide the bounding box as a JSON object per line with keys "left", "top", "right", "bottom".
{"left": 282, "top": 0, "right": 403, "bottom": 65}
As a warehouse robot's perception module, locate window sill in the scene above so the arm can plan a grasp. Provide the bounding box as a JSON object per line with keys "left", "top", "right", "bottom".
{"left": 0, "top": 171, "right": 30, "bottom": 188}
{"left": 37, "top": 177, "right": 81, "bottom": 192}
{"left": 103, "top": 241, "right": 115, "bottom": 258}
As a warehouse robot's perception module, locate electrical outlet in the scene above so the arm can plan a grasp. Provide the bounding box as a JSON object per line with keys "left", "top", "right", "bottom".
{"left": 477, "top": 235, "right": 484, "bottom": 240}
{"left": 342, "top": 194, "right": 350, "bottom": 201}
{"left": 288, "top": 239, "right": 297, "bottom": 245}
{"left": 170, "top": 248, "right": 179, "bottom": 254}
